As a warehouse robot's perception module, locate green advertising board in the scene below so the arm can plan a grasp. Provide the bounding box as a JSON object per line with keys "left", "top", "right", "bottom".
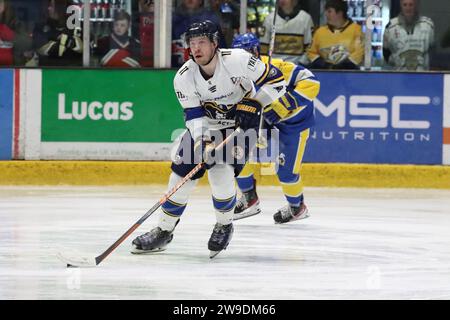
{"left": 41, "top": 69, "right": 184, "bottom": 143}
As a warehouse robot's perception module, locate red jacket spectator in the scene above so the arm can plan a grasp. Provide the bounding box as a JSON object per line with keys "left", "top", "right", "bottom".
{"left": 0, "top": 0, "right": 15, "bottom": 65}
{"left": 95, "top": 10, "right": 141, "bottom": 68}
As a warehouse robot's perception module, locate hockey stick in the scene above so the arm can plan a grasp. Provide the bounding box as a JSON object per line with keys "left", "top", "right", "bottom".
{"left": 256, "top": 0, "right": 279, "bottom": 148}
{"left": 57, "top": 129, "right": 241, "bottom": 268}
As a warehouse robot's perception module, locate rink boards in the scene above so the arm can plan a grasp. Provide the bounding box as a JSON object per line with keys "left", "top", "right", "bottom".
{"left": 0, "top": 68, "right": 450, "bottom": 165}
{"left": 0, "top": 160, "right": 449, "bottom": 189}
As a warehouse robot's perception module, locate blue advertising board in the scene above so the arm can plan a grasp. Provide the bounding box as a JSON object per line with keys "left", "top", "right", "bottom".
{"left": 0, "top": 69, "right": 13, "bottom": 160}
{"left": 304, "top": 72, "right": 444, "bottom": 164}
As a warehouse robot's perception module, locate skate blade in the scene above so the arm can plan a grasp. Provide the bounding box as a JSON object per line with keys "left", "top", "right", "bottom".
{"left": 130, "top": 245, "right": 167, "bottom": 255}
{"left": 209, "top": 250, "right": 222, "bottom": 259}
{"left": 233, "top": 208, "right": 261, "bottom": 221}
{"left": 274, "top": 211, "right": 310, "bottom": 224}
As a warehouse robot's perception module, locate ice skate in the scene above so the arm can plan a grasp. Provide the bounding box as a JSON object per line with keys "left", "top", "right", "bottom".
{"left": 273, "top": 202, "right": 309, "bottom": 224}
{"left": 131, "top": 227, "right": 174, "bottom": 254}
{"left": 234, "top": 187, "right": 261, "bottom": 220}
{"left": 208, "top": 223, "right": 234, "bottom": 258}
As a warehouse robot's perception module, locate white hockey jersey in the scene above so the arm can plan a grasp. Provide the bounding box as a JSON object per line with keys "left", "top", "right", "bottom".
{"left": 174, "top": 48, "right": 287, "bottom": 140}
{"left": 383, "top": 15, "right": 434, "bottom": 71}
{"left": 259, "top": 9, "right": 314, "bottom": 65}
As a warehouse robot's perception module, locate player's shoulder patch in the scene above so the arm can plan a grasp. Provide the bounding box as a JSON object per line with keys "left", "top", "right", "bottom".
{"left": 221, "top": 48, "right": 248, "bottom": 60}
{"left": 174, "top": 61, "right": 195, "bottom": 89}
{"left": 178, "top": 65, "right": 189, "bottom": 76}
{"left": 220, "top": 50, "right": 232, "bottom": 56}
{"left": 220, "top": 48, "right": 254, "bottom": 74}
{"left": 247, "top": 55, "right": 258, "bottom": 71}
{"left": 177, "top": 59, "right": 197, "bottom": 75}
{"left": 175, "top": 60, "right": 196, "bottom": 84}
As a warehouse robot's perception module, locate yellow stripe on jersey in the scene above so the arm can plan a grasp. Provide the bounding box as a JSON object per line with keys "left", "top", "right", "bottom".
{"left": 239, "top": 163, "right": 257, "bottom": 176}
{"left": 269, "top": 100, "right": 290, "bottom": 118}
{"left": 255, "top": 62, "right": 270, "bottom": 86}
{"left": 279, "top": 129, "right": 310, "bottom": 198}
{"left": 281, "top": 179, "right": 304, "bottom": 198}
{"left": 293, "top": 129, "right": 310, "bottom": 174}
{"left": 294, "top": 79, "right": 321, "bottom": 101}
{"left": 287, "top": 92, "right": 299, "bottom": 109}
{"left": 261, "top": 56, "right": 296, "bottom": 84}
{"left": 266, "top": 75, "right": 285, "bottom": 85}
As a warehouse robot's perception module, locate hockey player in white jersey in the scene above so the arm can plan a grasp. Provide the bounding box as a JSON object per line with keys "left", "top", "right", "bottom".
{"left": 131, "top": 20, "right": 287, "bottom": 258}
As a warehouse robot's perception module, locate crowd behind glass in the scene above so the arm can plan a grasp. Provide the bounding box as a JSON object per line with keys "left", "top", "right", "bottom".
{"left": 0, "top": 0, "right": 449, "bottom": 71}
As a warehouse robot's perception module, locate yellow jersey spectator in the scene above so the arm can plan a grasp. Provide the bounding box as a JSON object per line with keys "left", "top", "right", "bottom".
{"left": 307, "top": 0, "right": 364, "bottom": 70}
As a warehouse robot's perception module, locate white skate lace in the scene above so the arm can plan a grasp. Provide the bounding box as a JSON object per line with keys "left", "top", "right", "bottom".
{"left": 211, "top": 224, "right": 227, "bottom": 242}
{"left": 279, "top": 205, "right": 294, "bottom": 219}
{"left": 139, "top": 228, "right": 161, "bottom": 244}
{"left": 236, "top": 194, "right": 248, "bottom": 210}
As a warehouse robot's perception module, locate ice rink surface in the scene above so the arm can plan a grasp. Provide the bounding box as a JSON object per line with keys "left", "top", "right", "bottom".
{"left": 1, "top": 185, "right": 450, "bottom": 300}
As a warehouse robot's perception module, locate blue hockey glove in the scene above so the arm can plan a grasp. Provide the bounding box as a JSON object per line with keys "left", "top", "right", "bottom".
{"left": 263, "top": 105, "right": 282, "bottom": 125}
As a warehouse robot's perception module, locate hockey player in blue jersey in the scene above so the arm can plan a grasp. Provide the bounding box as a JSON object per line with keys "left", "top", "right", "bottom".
{"left": 231, "top": 32, "right": 320, "bottom": 224}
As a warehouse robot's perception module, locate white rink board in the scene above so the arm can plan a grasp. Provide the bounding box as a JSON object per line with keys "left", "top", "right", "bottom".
{"left": 38, "top": 142, "right": 173, "bottom": 161}
{"left": 1, "top": 185, "right": 450, "bottom": 300}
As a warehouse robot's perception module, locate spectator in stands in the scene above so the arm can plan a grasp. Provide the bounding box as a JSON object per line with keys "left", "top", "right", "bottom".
{"left": 383, "top": 0, "right": 434, "bottom": 71}
{"left": 32, "top": 0, "right": 83, "bottom": 66}
{"left": 172, "top": 0, "right": 225, "bottom": 67}
{"left": 137, "top": 0, "right": 154, "bottom": 67}
{"left": 210, "top": 0, "right": 240, "bottom": 47}
{"left": 259, "top": 0, "right": 313, "bottom": 65}
{"left": 95, "top": 10, "right": 141, "bottom": 68}
{"left": 0, "top": 0, "right": 16, "bottom": 65}
{"left": 307, "top": 0, "right": 363, "bottom": 70}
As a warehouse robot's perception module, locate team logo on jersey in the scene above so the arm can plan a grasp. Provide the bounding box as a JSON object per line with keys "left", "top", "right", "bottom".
{"left": 203, "top": 101, "right": 235, "bottom": 120}
{"left": 269, "top": 67, "right": 278, "bottom": 77}
{"left": 231, "top": 77, "right": 242, "bottom": 85}
{"left": 274, "top": 86, "right": 284, "bottom": 93}
{"left": 176, "top": 91, "right": 187, "bottom": 101}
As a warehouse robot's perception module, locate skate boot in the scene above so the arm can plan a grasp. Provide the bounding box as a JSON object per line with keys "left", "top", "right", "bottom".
{"left": 208, "top": 223, "right": 234, "bottom": 259}
{"left": 131, "top": 227, "right": 174, "bottom": 254}
{"left": 234, "top": 186, "right": 261, "bottom": 220}
{"left": 273, "top": 202, "right": 309, "bottom": 224}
